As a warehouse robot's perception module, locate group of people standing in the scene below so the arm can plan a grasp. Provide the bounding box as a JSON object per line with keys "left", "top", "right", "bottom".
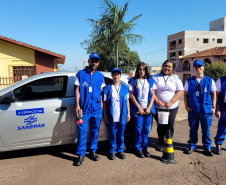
{"left": 73, "top": 53, "right": 226, "bottom": 166}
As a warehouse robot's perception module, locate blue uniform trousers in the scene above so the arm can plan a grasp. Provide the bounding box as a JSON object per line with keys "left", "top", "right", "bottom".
{"left": 76, "top": 109, "right": 103, "bottom": 156}
{"left": 107, "top": 122, "right": 126, "bottom": 153}
{"left": 215, "top": 106, "right": 226, "bottom": 145}
{"left": 134, "top": 113, "right": 152, "bottom": 151}
{"left": 188, "top": 110, "right": 213, "bottom": 149}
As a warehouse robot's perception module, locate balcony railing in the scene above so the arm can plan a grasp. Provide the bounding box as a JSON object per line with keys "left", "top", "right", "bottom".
{"left": 170, "top": 45, "right": 176, "bottom": 50}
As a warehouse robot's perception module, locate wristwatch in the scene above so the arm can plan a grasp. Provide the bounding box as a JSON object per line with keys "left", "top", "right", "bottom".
{"left": 212, "top": 106, "right": 216, "bottom": 109}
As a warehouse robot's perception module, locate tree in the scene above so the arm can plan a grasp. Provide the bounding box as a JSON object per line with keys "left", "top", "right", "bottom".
{"left": 82, "top": 0, "right": 142, "bottom": 68}
{"left": 204, "top": 61, "right": 226, "bottom": 81}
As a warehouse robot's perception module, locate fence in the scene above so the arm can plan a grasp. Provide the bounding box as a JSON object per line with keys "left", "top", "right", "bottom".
{"left": 0, "top": 76, "right": 14, "bottom": 89}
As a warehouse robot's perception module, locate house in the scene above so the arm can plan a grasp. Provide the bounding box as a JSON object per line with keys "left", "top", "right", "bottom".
{"left": 0, "top": 35, "right": 65, "bottom": 88}
{"left": 176, "top": 47, "right": 226, "bottom": 83}
{"left": 167, "top": 17, "right": 226, "bottom": 71}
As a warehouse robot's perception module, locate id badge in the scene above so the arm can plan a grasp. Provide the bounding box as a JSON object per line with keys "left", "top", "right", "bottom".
{"left": 195, "top": 91, "right": 199, "bottom": 97}
{"left": 165, "top": 85, "right": 168, "bottom": 91}
{"left": 89, "top": 87, "right": 92, "bottom": 93}
{"left": 140, "top": 92, "right": 145, "bottom": 99}
{"left": 117, "top": 95, "right": 120, "bottom": 101}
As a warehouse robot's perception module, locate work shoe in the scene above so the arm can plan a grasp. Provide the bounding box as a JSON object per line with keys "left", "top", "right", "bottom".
{"left": 155, "top": 145, "right": 164, "bottom": 152}
{"left": 73, "top": 155, "right": 85, "bottom": 166}
{"left": 143, "top": 150, "right": 151, "bottom": 157}
{"left": 108, "top": 153, "right": 116, "bottom": 160}
{"left": 117, "top": 152, "right": 126, "bottom": 159}
{"left": 215, "top": 145, "right": 221, "bottom": 155}
{"left": 185, "top": 147, "right": 195, "bottom": 154}
{"left": 203, "top": 149, "right": 214, "bottom": 156}
{"left": 136, "top": 150, "right": 144, "bottom": 158}
{"left": 89, "top": 152, "right": 100, "bottom": 161}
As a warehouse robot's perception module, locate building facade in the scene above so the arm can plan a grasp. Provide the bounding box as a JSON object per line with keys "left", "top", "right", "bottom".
{"left": 0, "top": 35, "right": 65, "bottom": 88}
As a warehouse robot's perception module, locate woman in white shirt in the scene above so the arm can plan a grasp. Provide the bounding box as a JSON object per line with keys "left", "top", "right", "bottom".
{"left": 152, "top": 60, "right": 184, "bottom": 152}
{"left": 129, "top": 62, "right": 156, "bottom": 158}
{"left": 103, "top": 68, "right": 130, "bottom": 160}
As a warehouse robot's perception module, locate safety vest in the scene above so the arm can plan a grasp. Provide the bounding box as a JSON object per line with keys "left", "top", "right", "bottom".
{"left": 219, "top": 75, "right": 226, "bottom": 112}
{"left": 76, "top": 66, "right": 104, "bottom": 114}
{"left": 129, "top": 77, "right": 156, "bottom": 116}
{"left": 103, "top": 83, "right": 128, "bottom": 124}
{"left": 187, "top": 75, "right": 212, "bottom": 114}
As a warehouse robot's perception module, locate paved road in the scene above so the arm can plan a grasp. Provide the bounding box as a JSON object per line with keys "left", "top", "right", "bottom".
{"left": 0, "top": 115, "right": 225, "bottom": 185}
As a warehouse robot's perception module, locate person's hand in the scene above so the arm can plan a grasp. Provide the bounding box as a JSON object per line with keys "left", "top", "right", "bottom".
{"left": 126, "top": 114, "right": 131, "bottom": 122}
{"left": 104, "top": 115, "right": 110, "bottom": 124}
{"left": 185, "top": 106, "right": 192, "bottom": 113}
{"left": 144, "top": 107, "right": 151, "bottom": 114}
{"left": 164, "top": 101, "right": 173, "bottom": 109}
{"left": 157, "top": 100, "right": 164, "bottom": 108}
{"left": 215, "top": 110, "right": 221, "bottom": 119}
{"left": 138, "top": 107, "right": 144, "bottom": 115}
{"left": 211, "top": 108, "right": 216, "bottom": 114}
{"left": 75, "top": 105, "right": 80, "bottom": 118}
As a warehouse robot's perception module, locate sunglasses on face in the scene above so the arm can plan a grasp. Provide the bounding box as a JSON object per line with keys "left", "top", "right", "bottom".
{"left": 194, "top": 65, "right": 202, "bottom": 69}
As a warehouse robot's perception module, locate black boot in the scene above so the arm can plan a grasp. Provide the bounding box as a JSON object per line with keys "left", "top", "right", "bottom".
{"left": 204, "top": 148, "right": 214, "bottom": 156}
{"left": 215, "top": 145, "right": 221, "bottom": 155}
{"left": 184, "top": 147, "right": 195, "bottom": 154}
{"left": 143, "top": 150, "right": 151, "bottom": 157}
{"left": 108, "top": 153, "right": 116, "bottom": 160}
{"left": 155, "top": 145, "right": 164, "bottom": 152}
{"left": 89, "top": 152, "right": 100, "bottom": 161}
{"left": 136, "top": 150, "right": 144, "bottom": 158}
{"left": 73, "top": 155, "right": 85, "bottom": 166}
{"left": 117, "top": 152, "right": 126, "bottom": 159}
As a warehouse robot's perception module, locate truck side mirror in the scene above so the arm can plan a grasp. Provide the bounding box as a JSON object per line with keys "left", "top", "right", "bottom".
{"left": 0, "top": 92, "right": 15, "bottom": 104}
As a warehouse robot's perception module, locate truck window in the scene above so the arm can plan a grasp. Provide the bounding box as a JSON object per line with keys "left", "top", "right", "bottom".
{"left": 13, "top": 76, "right": 68, "bottom": 101}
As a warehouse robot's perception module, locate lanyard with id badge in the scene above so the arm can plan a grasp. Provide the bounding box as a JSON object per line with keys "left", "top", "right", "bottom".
{"left": 114, "top": 85, "right": 121, "bottom": 101}
{"left": 138, "top": 79, "right": 145, "bottom": 99}
{"left": 195, "top": 78, "right": 202, "bottom": 97}
{"left": 163, "top": 75, "right": 170, "bottom": 91}
{"left": 89, "top": 74, "right": 93, "bottom": 93}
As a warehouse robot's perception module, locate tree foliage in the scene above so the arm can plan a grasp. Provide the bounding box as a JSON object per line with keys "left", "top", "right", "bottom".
{"left": 81, "top": 0, "right": 142, "bottom": 71}
{"left": 204, "top": 61, "right": 226, "bottom": 81}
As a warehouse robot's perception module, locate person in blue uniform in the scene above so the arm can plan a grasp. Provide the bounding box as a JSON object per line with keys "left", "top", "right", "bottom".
{"left": 129, "top": 62, "right": 156, "bottom": 158}
{"left": 103, "top": 68, "right": 130, "bottom": 160}
{"left": 74, "top": 53, "right": 106, "bottom": 166}
{"left": 214, "top": 75, "right": 226, "bottom": 154}
{"left": 184, "top": 60, "right": 216, "bottom": 156}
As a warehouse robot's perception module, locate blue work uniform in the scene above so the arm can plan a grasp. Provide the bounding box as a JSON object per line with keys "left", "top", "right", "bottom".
{"left": 215, "top": 75, "right": 226, "bottom": 145}
{"left": 103, "top": 83, "right": 129, "bottom": 153}
{"left": 129, "top": 78, "right": 156, "bottom": 151}
{"left": 187, "top": 75, "right": 213, "bottom": 149}
{"left": 76, "top": 66, "right": 104, "bottom": 156}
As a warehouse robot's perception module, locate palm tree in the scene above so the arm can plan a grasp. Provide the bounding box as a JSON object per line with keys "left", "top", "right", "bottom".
{"left": 88, "top": 0, "right": 143, "bottom": 68}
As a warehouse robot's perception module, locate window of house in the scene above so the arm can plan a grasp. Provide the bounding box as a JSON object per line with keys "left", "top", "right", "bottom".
{"left": 178, "top": 51, "right": 182, "bottom": 56}
{"left": 13, "top": 66, "right": 36, "bottom": 83}
{"left": 217, "top": 39, "right": 223, "bottom": 43}
{"left": 178, "top": 39, "right": 182, "bottom": 44}
{"left": 203, "top": 39, "right": 209, "bottom": 43}
{"left": 170, "top": 52, "right": 176, "bottom": 60}
{"left": 13, "top": 76, "right": 68, "bottom": 101}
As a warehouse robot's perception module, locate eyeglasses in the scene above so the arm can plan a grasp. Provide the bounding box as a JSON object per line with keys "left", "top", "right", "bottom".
{"left": 89, "top": 58, "right": 99, "bottom": 63}
{"left": 194, "top": 65, "right": 202, "bottom": 69}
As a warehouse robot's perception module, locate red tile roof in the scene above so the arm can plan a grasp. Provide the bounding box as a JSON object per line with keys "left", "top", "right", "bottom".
{"left": 182, "top": 47, "right": 226, "bottom": 59}
{"left": 0, "top": 35, "right": 65, "bottom": 60}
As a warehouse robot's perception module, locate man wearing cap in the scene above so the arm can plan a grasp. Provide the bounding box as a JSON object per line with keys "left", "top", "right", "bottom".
{"left": 103, "top": 68, "right": 130, "bottom": 160}
{"left": 214, "top": 75, "right": 226, "bottom": 154}
{"left": 184, "top": 60, "right": 216, "bottom": 156}
{"left": 74, "top": 53, "right": 106, "bottom": 166}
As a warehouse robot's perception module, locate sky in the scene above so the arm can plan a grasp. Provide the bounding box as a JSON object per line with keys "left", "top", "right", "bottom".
{"left": 1, "top": 0, "right": 226, "bottom": 71}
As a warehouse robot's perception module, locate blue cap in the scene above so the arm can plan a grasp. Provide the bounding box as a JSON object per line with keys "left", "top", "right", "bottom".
{"left": 193, "top": 60, "right": 204, "bottom": 68}
{"left": 89, "top": 53, "right": 100, "bottom": 60}
{"left": 111, "top": 67, "right": 121, "bottom": 74}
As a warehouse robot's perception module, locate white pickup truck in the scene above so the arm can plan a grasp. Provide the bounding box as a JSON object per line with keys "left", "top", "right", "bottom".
{"left": 0, "top": 71, "right": 134, "bottom": 152}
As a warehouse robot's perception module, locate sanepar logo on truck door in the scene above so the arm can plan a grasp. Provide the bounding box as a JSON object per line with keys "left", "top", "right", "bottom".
{"left": 16, "top": 108, "right": 45, "bottom": 130}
